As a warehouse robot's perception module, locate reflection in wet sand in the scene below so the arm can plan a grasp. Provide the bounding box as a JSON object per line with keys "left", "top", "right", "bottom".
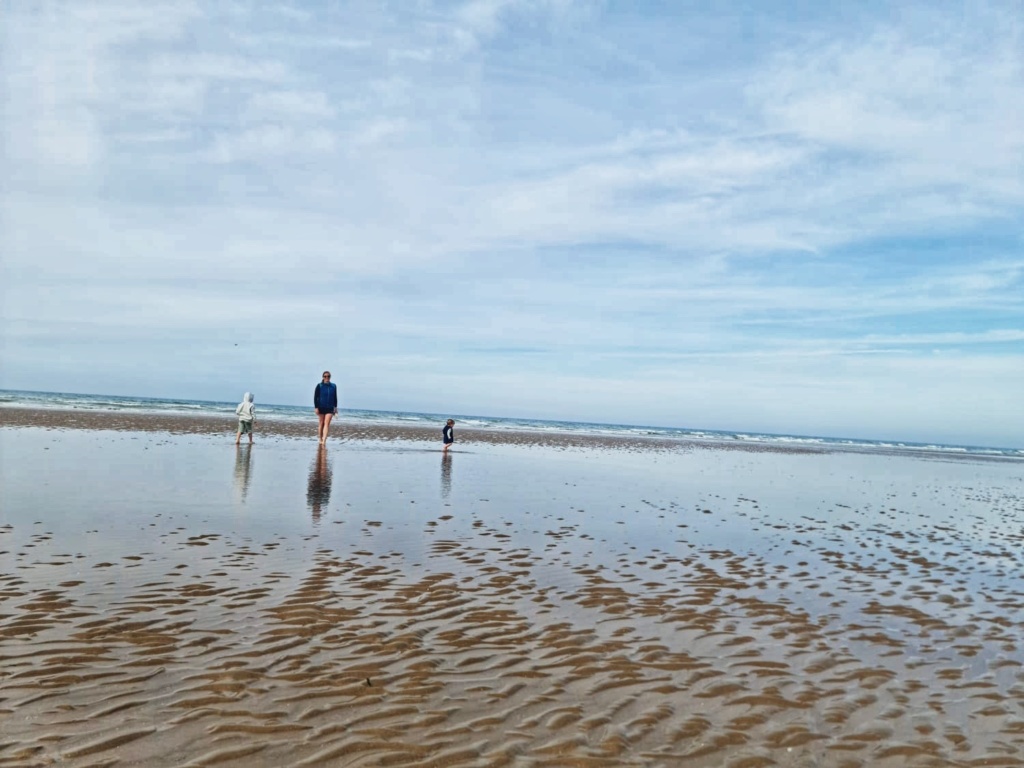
{"left": 233, "top": 444, "right": 253, "bottom": 503}
{"left": 306, "top": 444, "right": 332, "bottom": 523}
{"left": 441, "top": 451, "right": 452, "bottom": 499}
{"left": 3, "top": 423, "right": 1024, "bottom": 767}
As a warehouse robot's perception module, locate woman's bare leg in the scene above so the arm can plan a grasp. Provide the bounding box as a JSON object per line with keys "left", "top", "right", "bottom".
{"left": 321, "top": 412, "right": 334, "bottom": 443}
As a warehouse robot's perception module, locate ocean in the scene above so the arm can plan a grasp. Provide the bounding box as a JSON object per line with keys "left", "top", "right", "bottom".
{"left": 1, "top": 388, "right": 1020, "bottom": 459}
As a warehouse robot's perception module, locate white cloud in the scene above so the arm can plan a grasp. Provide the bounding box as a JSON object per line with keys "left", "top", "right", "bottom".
{"left": 750, "top": 17, "right": 1024, "bottom": 224}
{"left": 1, "top": 2, "right": 201, "bottom": 168}
{"left": 206, "top": 125, "right": 337, "bottom": 162}
{"left": 245, "top": 90, "right": 335, "bottom": 119}
{"left": 147, "top": 53, "right": 289, "bottom": 83}
{"left": 351, "top": 118, "right": 409, "bottom": 146}
{"left": 232, "top": 33, "right": 372, "bottom": 50}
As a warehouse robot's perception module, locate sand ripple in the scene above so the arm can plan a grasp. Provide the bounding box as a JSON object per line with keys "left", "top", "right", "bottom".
{"left": 5, "top": 519, "right": 1024, "bottom": 768}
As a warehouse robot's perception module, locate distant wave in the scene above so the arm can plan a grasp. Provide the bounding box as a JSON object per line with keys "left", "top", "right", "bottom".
{"left": 1, "top": 389, "right": 1021, "bottom": 459}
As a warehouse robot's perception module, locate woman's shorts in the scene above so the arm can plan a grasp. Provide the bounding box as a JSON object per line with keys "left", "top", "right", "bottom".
{"left": 238, "top": 420, "right": 253, "bottom": 434}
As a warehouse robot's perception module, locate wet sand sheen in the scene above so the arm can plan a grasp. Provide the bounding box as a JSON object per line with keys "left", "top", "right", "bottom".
{"left": 2, "top": 417, "right": 1024, "bottom": 766}
{"left": 0, "top": 407, "right": 822, "bottom": 453}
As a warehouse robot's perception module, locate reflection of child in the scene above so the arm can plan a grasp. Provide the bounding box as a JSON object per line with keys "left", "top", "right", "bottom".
{"left": 235, "top": 392, "right": 255, "bottom": 445}
{"left": 442, "top": 419, "right": 454, "bottom": 452}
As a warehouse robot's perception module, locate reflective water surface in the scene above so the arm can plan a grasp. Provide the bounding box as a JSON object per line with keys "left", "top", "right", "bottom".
{"left": 2, "top": 427, "right": 1024, "bottom": 767}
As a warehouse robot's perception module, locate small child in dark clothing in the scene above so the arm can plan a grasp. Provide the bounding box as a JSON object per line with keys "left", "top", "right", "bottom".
{"left": 442, "top": 419, "right": 454, "bottom": 452}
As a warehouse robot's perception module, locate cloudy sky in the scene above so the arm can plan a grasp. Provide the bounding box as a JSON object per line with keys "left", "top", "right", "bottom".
{"left": 2, "top": 1, "right": 1023, "bottom": 447}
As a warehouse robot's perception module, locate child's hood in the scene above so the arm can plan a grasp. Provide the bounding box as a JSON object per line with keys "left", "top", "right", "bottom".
{"left": 243, "top": 392, "right": 254, "bottom": 403}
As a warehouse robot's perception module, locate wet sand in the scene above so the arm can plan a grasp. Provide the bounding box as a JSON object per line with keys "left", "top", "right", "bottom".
{"left": 3, "top": 413, "right": 1024, "bottom": 767}
{"left": 0, "top": 407, "right": 821, "bottom": 453}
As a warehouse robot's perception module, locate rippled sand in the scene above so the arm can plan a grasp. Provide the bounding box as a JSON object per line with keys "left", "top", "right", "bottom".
{"left": 2, "top": 414, "right": 1024, "bottom": 767}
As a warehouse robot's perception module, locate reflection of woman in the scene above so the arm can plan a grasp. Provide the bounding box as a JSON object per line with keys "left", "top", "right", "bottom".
{"left": 314, "top": 371, "right": 338, "bottom": 444}
{"left": 306, "top": 444, "right": 332, "bottom": 523}
{"left": 233, "top": 444, "right": 253, "bottom": 503}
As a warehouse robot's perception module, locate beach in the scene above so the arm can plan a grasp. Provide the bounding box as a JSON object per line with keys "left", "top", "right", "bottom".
{"left": 3, "top": 410, "right": 1024, "bottom": 767}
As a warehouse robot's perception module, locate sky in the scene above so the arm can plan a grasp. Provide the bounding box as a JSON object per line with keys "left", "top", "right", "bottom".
{"left": 1, "top": 1, "right": 1023, "bottom": 447}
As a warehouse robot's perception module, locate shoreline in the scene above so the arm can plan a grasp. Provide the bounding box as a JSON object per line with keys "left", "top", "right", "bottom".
{"left": 3, "top": 392, "right": 1019, "bottom": 460}
{"left": 0, "top": 405, "right": 828, "bottom": 453}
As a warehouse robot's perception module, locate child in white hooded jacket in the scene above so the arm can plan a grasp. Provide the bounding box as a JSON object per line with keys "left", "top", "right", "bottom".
{"left": 235, "top": 392, "right": 255, "bottom": 444}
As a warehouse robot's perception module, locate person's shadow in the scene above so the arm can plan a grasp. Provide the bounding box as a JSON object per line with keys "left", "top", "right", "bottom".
{"left": 234, "top": 444, "right": 253, "bottom": 503}
{"left": 440, "top": 451, "right": 452, "bottom": 500}
{"left": 306, "top": 444, "right": 333, "bottom": 523}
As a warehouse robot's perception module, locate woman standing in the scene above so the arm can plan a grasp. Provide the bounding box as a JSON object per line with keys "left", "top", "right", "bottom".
{"left": 314, "top": 371, "right": 338, "bottom": 443}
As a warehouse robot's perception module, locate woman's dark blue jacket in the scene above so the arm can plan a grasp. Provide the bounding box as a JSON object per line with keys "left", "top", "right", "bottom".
{"left": 314, "top": 382, "right": 338, "bottom": 412}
